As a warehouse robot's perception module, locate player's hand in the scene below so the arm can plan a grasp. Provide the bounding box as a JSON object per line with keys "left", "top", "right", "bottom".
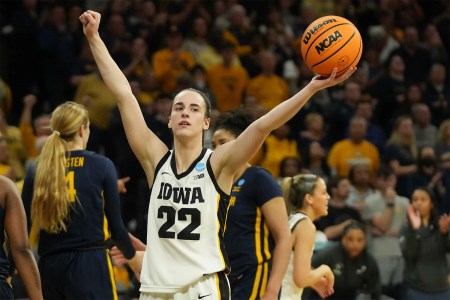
{"left": 79, "top": 10, "right": 101, "bottom": 38}
{"left": 309, "top": 67, "right": 356, "bottom": 91}
{"left": 110, "top": 246, "right": 127, "bottom": 267}
{"left": 129, "top": 233, "right": 147, "bottom": 251}
{"left": 23, "top": 94, "right": 37, "bottom": 108}
{"left": 312, "top": 277, "right": 330, "bottom": 298}
{"left": 128, "top": 251, "right": 144, "bottom": 282}
{"left": 117, "top": 176, "right": 130, "bottom": 193}
{"left": 110, "top": 233, "right": 146, "bottom": 266}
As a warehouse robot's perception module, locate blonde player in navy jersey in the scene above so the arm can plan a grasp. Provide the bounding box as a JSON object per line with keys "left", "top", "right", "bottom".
{"left": 80, "top": 9, "right": 355, "bottom": 300}
{"left": 21, "top": 102, "right": 139, "bottom": 299}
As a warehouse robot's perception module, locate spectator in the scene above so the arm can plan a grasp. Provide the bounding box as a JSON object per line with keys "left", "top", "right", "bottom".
{"left": 245, "top": 51, "right": 290, "bottom": 111}
{"left": 347, "top": 163, "right": 376, "bottom": 214}
{"left": 19, "top": 95, "right": 51, "bottom": 160}
{"left": 297, "top": 112, "right": 329, "bottom": 159}
{"left": 260, "top": 123, "right": 299, "bottom": 178}
{"left": 307, "top": 222, "right": 382, "bottom": 300}
{"left": 278, "top": 156, "right": 302, "bottom": 183}
{"left": 394, "top": 83, "right": 424, "bottom": 118}
{"left": 73, "top": 70, "right": 117, "bottom": 159}
{"left": 411, "top": 146, "right": 447, "bottom": 215}
{"left": 412, "top": 103, "right": 438, "bottom": 148}
{"left": 315, "top": 176, "right": 361, "bottom": 242}
{"left": 206, "top": 40, "right": 249, "bottom": 111}
{"left": 384, "top": 115, "right": 418, "bottom": 198}
{"left": 181, "top": 17, "right": 211, "bottom": 62}
{"left": 401, "top": 187, "right": 450, "bottom": 299}
{"left": 0, "top": 79, "right": 13, "bottom": 118}
{"left": 0, "top": 137, "right": 14, "bottom": 180}
{"left": 303, "top": 141, "right": 331, "bottom": 184}
{"left": 436, "top": 119, "right": 450, "bottom": 171}
{"left": 38, "top": 4, "right": 76, "bottom": 110}
{"left": 390, "top": 26, "right": 432, "bottom": 84}
{"left": 423, "top": 23, "right": 448, "bottom": 66}
{"left": 353, "top": 99, "right": 386, "bottom": 152}
{"left": 327, "top": 116, "right": 380, "bottom": 178}
{"left": 370, "top": 55, "right": 408, "bottom": 135}
{"left": 363, "top": 166, "right": 409, "bottom": 299}
{"left": 328, "top": 81, "right": 361, "bottom": 144}
{"left": 0, "top": 109, "right": 27, "bottom": 180}
{"left": 152, "top": 25, "right": 196, "bottom": 93}
{"left": 423, "top": 63, "right": 450, "bottom": 126}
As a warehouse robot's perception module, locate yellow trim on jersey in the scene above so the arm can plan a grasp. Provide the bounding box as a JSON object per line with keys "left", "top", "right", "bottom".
{"left": 105, "top": 249, "right": 118, "bottom": 300}
{"left": 215, "top": 273, "right": 221, "bottom": 299}
{"left": 216, "top": 194, "right": 226, "bottom": 268}
{"left": 263, "top": 222, "right": 271, "bottom": 260}
{"left": 254, "top": 208, "right": 263, "bottom": 264}
{"left": 250, "top": 263, "right": 263, "bottom": 299}
{"left": 260, "top": 262, "right": 269, "bottom": 298}
{"left": 101, "top": 192, "right": 111, "bottom": 240}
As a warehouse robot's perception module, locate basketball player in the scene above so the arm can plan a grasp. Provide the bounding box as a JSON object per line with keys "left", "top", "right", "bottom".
{"left": 0, "top": 175, "right": 42, "bottom": 300}
{"left": 79, "top": 9, "right": 355, "bottom": 299}
{"left": 21, "top": 102, "right": 138, "bottom": 299}
{"left": 280, "top": 174, "right": 335, "bottom": 299}
{"left": 211, "top": 109, "right": 291, "bottom": 299}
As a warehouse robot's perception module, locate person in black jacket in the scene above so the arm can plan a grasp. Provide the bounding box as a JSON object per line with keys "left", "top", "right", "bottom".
{"left": 401, "top": 187, "right": 450, "bottom": 299}
{"left": 307, "top": 222, "right": 382, "bottom": 300}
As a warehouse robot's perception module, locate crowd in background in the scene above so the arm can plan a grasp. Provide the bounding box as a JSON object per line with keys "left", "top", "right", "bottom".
{"left": 0, "top": 0, "right": 450, "bottom": 299}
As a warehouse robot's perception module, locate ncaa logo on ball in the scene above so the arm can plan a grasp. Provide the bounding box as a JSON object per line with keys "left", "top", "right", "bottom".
{"left": 315, "top": 31, "right": 343, "bottom": 55}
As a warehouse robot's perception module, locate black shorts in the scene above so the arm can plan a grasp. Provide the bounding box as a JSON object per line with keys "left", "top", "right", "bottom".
{"left": 229, "top": 261, "right": 276, "bottom": 300}
{"left": 39, "top": 248, "right": 116, "bottom": 299}
{"left": 0, "top": 277, "right": 13, "bottom": 300}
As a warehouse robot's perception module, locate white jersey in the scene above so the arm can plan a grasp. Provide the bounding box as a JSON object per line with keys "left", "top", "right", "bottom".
{"left": 281, "top": 212, "right": 309, "bottom": 299}
{"left": 140, "top": 149, "right": 230, "bottom": 293}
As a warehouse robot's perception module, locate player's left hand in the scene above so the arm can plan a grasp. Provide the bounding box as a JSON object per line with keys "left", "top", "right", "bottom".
{"left": 309, "top": 67, "right": 357, "bottom": 91}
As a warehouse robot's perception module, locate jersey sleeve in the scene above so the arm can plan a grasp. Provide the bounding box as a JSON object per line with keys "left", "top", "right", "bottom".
{"left": 102, "top": 158, "right": 136, "bottom": 259}
{"left": 254, "top": 168, "right": 283, "bottom": 207}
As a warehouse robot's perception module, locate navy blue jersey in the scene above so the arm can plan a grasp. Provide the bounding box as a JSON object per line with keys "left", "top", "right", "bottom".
{"left": 22, "top": 150, "right": 134, "bottom": 259}
{"left": 225, "top": 166, "right": 283, "bottom": 276}
{"left": 0, "top": 206, "right": 9, "bottom": 279}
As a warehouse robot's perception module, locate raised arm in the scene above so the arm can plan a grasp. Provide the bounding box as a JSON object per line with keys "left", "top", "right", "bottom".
{"left": 79, "top": 10, "right": 167, "bottom": 181}
{"left": 214, "top": 68, "right": 356, "bottom": 176}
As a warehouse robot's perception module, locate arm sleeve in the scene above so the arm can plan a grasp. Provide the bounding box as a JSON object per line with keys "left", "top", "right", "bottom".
{"left": 401, "top": 223, "right": 420, "bottom": 261}
{"left": 254, "top": 169, "right": 283, "bottom": 207}
{"left": 367, "top": 253, "right": 382, "bottom": 300}
{"left": 102, "top": 158, "right": 136, "bottom": 259}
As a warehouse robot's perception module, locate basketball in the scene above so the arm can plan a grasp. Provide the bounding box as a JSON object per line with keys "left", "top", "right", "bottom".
{"left": 301, "top": 15, "right": 362, "bottom": 77}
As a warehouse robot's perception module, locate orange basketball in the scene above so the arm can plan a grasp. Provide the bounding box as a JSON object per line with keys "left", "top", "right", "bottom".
{"left": 301, "top": 16, "right": 362, "bottom": 77}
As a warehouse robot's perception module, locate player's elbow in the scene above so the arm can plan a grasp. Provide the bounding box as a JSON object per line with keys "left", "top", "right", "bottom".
{"left": 293, "top": 271, "right": 309, "bottom": 288}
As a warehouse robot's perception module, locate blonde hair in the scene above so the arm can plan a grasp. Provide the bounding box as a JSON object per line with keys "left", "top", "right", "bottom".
{"left": 438, "top": 119, "right": 450, "bottom": 147}
{"left": 280, "top": 174, "right": 320, "bottom": 215}
{"left": 32, "top": 102, "right": 89, "bottom": 233}
{"left": 388, "top": 115, "right": 417, "bottom": 159}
